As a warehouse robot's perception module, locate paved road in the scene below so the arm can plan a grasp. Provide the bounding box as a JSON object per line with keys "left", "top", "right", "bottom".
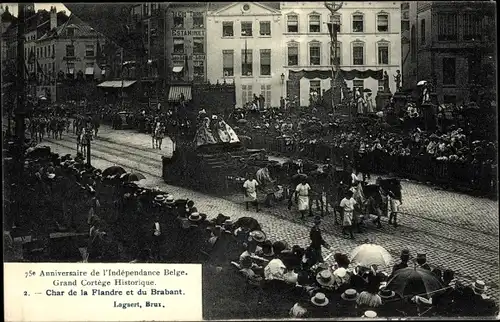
{"left": 22, "top": 123, "right": 499, "bottom": 301}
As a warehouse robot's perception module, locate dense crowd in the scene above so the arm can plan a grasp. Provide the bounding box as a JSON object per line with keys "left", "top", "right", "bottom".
{"left": 3, "top": 142, "right": 498, "bottom": 319}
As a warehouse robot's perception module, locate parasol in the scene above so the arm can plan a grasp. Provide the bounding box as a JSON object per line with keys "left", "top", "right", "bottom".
{"left": 385, "top": 267, "right": 444, "bottom": 298}
{"left": 102, "top": 166, "right": 126, "bottom": 177}
{"left": 417, "top": 80, "right": 427, "bottom": 86}
{"left": 120, "top": 172, "right": 146, "bottom": 182}
{"left": 349, "top": 243, "right": 392, "bottom": 267}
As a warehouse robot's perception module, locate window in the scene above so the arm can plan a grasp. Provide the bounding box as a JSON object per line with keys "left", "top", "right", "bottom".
{"left": 67, "top": 27, "right": 74, "bottom": 37}
{"left": 352, "top": 43, "right": 364, "bottom": 65}
{"left": 66, "top": 45, "right": 75, "bottom": 57}
{"left": 52, "top": 62, "right": 55, "bottom": 74}
{"left": 85, "top": 45, "right": 95, "bottom": 57}
{"left": 67, "top": 62, "right": 75, "bottom": 72}
{"left": 222, "top": 22, "right": 234, "bottom": 37}
{"left": 260, "top": 84, "right": 272, "bottom": 108}
{"left": 310, "top": 80, "right": 321, "bottom": 95}
{"left": 463, "top": 14, "right": 481, "bottom": 40}
{"left": 173, "top": 13, "right": 184, "bottom": 28}
{"left": 309, "top": 14, "right": 320, "bottom": 33}
{"left": 438, "top": 14, "right": 457, "bottom": 41}
{"left": 260, "top": 49, "right": 271, "bottom": 76}
{"left": 420, "top": 19, "right": 425, "bottom": 44}
{"left": 52, "top": 44, "right": 55, "bottom": 57}
{"left": 37, "top": 48, "right": 40, "bottom": 58}
{"left": 442, "top": 57, "right": 456, "bottom": 85}
{"left": 242, "top": 85, "right": 253, "bottom": 105}
{"left": 44, "top": 46, "right": 47, "bottom": 57}
{"left": 241, "top": 22, "right": 253, "bottom": 36}
{"left": 330, "top": 42, "right": 341, "bottom": 65}
{"left": 309, "top": 43, "right": 321, "bottom": 65}
{"left": 353, "top": 14, "right": 364, "bottom": 32}
{"left": 378, "top": 80, "right": 384, "bottom": 91}
{"left": 259, "top": 21, "right": 271, "bottom": 36}
{"left": 193, "top": 61, "right": 204, "bottom": 78}
{"left": 193, "top": 37, "right": 204, "bottom": 54}
{"left": 241, "top": 49, "right": 253, "bottom": 76}
{"left": 353, "top": 79, "right": 364, "bottom": 93}
{"left": 287, "top": 43, "right": 299, "bottom": 66}
{"left": 377, "top": 14, "right": 389, "bottom": 32}
{"left": 223, "top": 50, "right": 234, "bottom": 76}
{"left": 287, "top": 15, "right": 298, "bottom": 33}
{"left": 331, "top": 14, "right": 341, "bottom": 33}
{"left": 193, "top": 12, "right": 204, "bottom": 28}
{"left": 48, "top": 46, "right": 51, "bottom": 58}
{"left": 173, "top": 38, "right": 184, "bottom": 54}
{"left": 377, "top": 42, "right": 389, "bottom": 64}
{"left": 401, "top": 20, "right": 409, "bottom": 32}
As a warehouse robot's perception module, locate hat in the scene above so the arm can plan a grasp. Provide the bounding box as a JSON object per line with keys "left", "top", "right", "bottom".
{"left": 261, "top": 240, "right": 274, "bottom": 257}
{"left": 472, "top": 280, "right": 487, "bottom": 293}
{"left": 188, "top": 212, "right": 202, "bottom": 222}
{"left": 165, "top": 195, "right": 175, "bottom": 204}
{"left": 316, "top": 270, "right": 335, "bottom": 287}
{"left": 416, "top": 253, "right": 426, "bottom": 260}
{"left": 154, "top": 195, "right": 166, "bottom": 203}
{"left": 223, "top": 219, "right": 233, "bottom": 226}
{"left": 248, "top": 230, "right": 266, "bottom": 243}
{"left": 310, "top": 292, "right": 329, "bottom": 307}
{"left": 379, "top": 288, "right": 396, "bottom": 299}
{"left": 341, "top": 289, "right": 359, "bottom": 301}
{"left": 47, "top": 173, "right": 56, "bottom": 179}
{"left": 333, "top": 267, "right": 347, "bottom": 279}
{"left": 401, "top": 249, "right": 410, "bottom": 257}
{"left": 363, "top": 310, "right": 377, "bottom": 318}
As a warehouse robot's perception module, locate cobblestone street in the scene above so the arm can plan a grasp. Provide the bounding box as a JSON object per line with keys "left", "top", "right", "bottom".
{"left": 36, "top": 123, "right": 499, "bottom": 301}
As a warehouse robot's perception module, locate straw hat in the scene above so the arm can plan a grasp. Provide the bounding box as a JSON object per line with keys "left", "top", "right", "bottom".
{"left": 248, "top": 230, "right": 266, "bottom": 243}
{"left": 165, "top": 195, "right": 175, "bottom": 204}
{"left": 47, "top": 173, "right": 56, "bottom": 179}
{"left": 472, "top": 280, "right": 487, "bottom": 294}
{"left": 154, "top": 195, "right": 166, "bottom": 203}
{"left": 379, "top": 288, "right": 396, "bottom": 299}
{"left": 362, "top": 310, "right": 377, "bottom": 318}
{"left": 188, "top": 212, "right": 202, "bottom": 222}
{"left": 310, "top": 292, "right": 329, "bottom": 307}
{"left": 333, "top": 267, "right": 347, "bottom": 279}
{"left": 316, "top": 270, "right": 335, "bottom": 287}
{"left": 341, "top": 289, "right": 359, "bottom": 301}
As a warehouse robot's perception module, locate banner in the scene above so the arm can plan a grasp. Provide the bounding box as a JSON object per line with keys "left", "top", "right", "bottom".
{"left": 289, "top": 69, "right": 384, "bottom": 81}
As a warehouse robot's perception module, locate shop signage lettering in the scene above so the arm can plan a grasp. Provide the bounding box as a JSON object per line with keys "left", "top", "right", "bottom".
{"left": 171, "top": 54, "right": 185, "bottom": 61}
{"left": 192, "top": 55, "right": 205, "bottom": 61}
{"left": 172, "top": 30, "right": 205, "bottom": 37}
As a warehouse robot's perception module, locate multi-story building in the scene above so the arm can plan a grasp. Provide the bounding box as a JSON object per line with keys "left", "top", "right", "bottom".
{"left": 281, "top": 1, "right": 402, "bottom": 107}
{"left": 35, "top": 12, "right": 103, "bottom": 102}
{"left": 165, "top": 2, "right": 209, "bottom": 103}
{"left": 403, "top": 1, "right": 495, "bottom": 105}
{"left": 206, "top": 2, "right": 282, "bottom": 108}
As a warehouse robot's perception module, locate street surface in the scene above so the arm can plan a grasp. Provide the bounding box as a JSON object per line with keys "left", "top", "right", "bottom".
{"left": 16, "top": 122, "right": 499, "bottom": 301}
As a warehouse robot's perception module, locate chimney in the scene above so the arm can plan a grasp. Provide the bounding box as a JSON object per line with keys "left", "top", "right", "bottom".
{"left": 50, "top": 6, "right": 57, "bottom": 30}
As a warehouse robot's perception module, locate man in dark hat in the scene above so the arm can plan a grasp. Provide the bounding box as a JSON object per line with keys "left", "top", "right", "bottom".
{"left": 389, "top": 249, "right": 410, "bottom": 278}
{"left": 309, "top": 216, "right": 330, "bottom": 263}
{"left": 416, "top": 253, "right": 431, "bottom": 270}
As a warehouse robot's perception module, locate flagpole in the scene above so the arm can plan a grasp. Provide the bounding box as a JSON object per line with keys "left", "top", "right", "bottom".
{"left": 121, "top": 47, "right": 124, "bottom": 109}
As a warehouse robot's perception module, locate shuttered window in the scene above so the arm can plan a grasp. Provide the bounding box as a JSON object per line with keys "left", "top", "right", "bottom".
{"left": 260, "top": 49, "right": 271, "bottom": 76}
{"left": 222, "top": 50, "right": 234, "bottom": 76}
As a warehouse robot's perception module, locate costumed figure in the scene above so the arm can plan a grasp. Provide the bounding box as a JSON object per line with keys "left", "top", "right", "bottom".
{"left": 393, "top": 70, "right": 402, "bottom": 92}
{"left": 356, "top": 89, "right": 365, "bottom": 115}
{"left": 365, "top": 92, "right": 374, "bottom": 113}
{"left": 210, "top": 115, "right": 222, "bottom": 143}
{"left": 194, "top": 117, "right": 217, "bottom": 147}
{"left": 216, "top": 119, "right": 231, "bottom": 143}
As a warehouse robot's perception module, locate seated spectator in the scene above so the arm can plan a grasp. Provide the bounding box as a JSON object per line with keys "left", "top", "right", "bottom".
{"left": 280, "top": 245, "right": 304, "bottom": 270}
{"left": 357, "top": 279, "right": 382, "bottom": 308}
{"left": 350, "top": 265, "right": 370, "bottom": 292}
{"left": 264, "top": 256, "right": 287, "bottom": 281}
{"left": 255, "top": 240, "right": 274, "bottom": 260}
{"left": 337, "top": 289, "right": 359, "bottom": 317}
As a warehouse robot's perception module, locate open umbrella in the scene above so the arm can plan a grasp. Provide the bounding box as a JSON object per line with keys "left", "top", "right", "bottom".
{"left": 417, "top": 80, "right": 427, "bottom": 86}
{"left": 102, "top": 166, "right": 126, "bottom": 177}
{"left": 349, "top": 243, "right": 392, "bottom": 267}
{"left": 385, "top": 267, "right": 444, "bottom": 298}
{"left": 120, "top": 172, "right": 146, "bottom": 182}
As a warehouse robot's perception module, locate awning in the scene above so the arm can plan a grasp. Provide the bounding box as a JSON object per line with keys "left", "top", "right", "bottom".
{"left": 173, "top": 66, "right": 183, "bottom": 73}
{"left": 97, "top": 80, "right": 137, "bottom": 88}
{"left": 168, "top": 86, "right": 192, "bottom": 102}
{"left": 85, "top": 67, "right": 94, "bottom": 75}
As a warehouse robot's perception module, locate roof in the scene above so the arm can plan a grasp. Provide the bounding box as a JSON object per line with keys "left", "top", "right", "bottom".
{"left": 38, "top": 14, "right": 102, "bottom": 41}
{"left": 208, "top": 2, "right": 280, "bottom": 12}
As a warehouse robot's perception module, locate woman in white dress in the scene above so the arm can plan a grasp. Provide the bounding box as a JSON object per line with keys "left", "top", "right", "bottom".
{"left": 220, "top": 119, "right": 240, "bottom": 143}
{"left": 243, "top": 173, "right": 259, "bottom": 212}
{"left": 294, "top": 177, "right": 311, "bottom": 220}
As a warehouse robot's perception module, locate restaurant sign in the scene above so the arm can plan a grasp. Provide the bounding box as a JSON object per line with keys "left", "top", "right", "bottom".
{"left": 172, "top": 29, "right": 205, "bottom": 37}
{"left": 192, "top": 55, "right": 206, "bottom": 61}
{"left": 171, "top": 54, "right": 185, "bottom": 61}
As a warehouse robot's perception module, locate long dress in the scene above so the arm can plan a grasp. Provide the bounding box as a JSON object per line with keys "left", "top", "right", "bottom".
{"left": 221, "top": 120, "right": 240, "bottom": 143}
{"left": 194, "top": 121, "right": 217, "bottom": 147}
{"left": 217, "top": 122, "right": 231, "bottom": 143}
{"left": 295, "top": 183, "right": 311, "bottom": 211}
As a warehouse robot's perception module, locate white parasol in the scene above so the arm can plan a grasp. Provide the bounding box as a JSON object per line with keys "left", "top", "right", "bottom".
{"left": 349, "top": 243, "right": 393, "bottom": 267}
{"left": 417, "top": 80, "right": 427, "bottom": 86}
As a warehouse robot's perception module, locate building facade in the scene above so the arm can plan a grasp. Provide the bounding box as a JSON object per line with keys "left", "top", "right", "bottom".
{"left": 403, "top": 1, "right": 495, "bottom": 105}
{"left": 206, "top": 2, "right": 282, "bottom": 108}
{"left": 165, "top": 2, "right": 209, "bottom": 103}
{"left": 281, "top": 1, "right": 402, "bottom": 107}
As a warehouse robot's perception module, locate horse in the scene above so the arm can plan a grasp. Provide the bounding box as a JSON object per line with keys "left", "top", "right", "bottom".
{"left": 152, "top": 122, "right": 165, "bottom": 150}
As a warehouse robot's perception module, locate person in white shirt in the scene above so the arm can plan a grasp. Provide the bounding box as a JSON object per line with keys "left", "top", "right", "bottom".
{"left": 294, "top": 177, "right": 311, "bottom": 220}
{"left": 243, "top": 174, "right": 260, "bottom": 212}
{"left": 340, "top": 190, "right": 357, "bottom": 239}
{"left": 387, "top": 191, "right": 401, "bottom": 227}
